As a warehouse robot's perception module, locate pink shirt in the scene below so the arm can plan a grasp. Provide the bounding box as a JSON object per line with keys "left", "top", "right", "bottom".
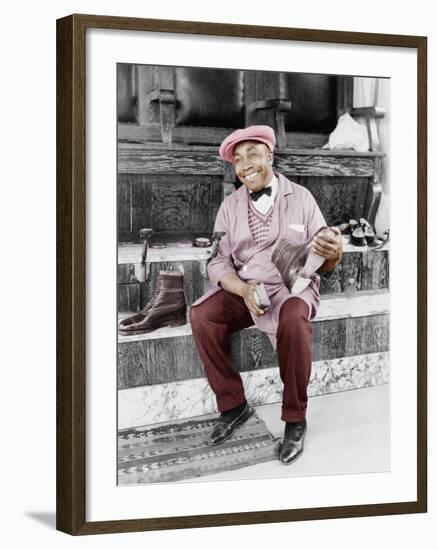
{"left": 191, "top": 171, "right": 327, "bottom": 349}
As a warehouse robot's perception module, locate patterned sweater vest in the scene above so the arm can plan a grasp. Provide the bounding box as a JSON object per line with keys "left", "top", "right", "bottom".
{"left": 247, "top": 199, "right": 273, "bottom": 244}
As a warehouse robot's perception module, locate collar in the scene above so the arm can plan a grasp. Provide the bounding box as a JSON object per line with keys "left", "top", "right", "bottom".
{"left": 248, "top": 173, "right": 278, "bottom": 201}
{"left": 236, "top": 171, "right": 295, "bottom": 204}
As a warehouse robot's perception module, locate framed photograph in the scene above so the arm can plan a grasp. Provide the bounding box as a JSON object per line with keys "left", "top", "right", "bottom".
{"left": 56, "top": 14, "right": 427, "bottom": 535}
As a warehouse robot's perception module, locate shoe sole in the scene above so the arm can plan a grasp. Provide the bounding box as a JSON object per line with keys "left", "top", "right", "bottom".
{"left": 118, "top": 318, "right": 186, "bottom": 336}
{"left": 351, "top": 238, "right": 367, "bottom": 247}
{"left": 209, "top": 407, "right": 254, "bottom": 446}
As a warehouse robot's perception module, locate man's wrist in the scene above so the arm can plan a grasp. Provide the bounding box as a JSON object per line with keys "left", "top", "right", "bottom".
{"left": 220, "top": 272, "right": 247, "bottom": 297}
{"left": 236, "top": 280, "right": 251, "bottom": 298}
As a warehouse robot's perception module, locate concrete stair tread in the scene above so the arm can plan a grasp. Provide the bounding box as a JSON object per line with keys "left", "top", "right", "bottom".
{"left": 118, "top": 289, "right": 389, "bottom": 343}
{"left": 118, "top": 235, "right": 390, "bottom": 265}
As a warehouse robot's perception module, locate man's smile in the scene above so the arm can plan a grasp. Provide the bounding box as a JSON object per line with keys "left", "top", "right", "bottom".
{"left": 245, "top": 171, "right": 260, "bottom": 181}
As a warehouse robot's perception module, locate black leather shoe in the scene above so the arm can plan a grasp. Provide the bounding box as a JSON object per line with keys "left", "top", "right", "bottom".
{"left": 209, "top": 403, "right": 253, "bottom": 445}
{"left": 279, "top": 420, "right": 307, "bottom": 465}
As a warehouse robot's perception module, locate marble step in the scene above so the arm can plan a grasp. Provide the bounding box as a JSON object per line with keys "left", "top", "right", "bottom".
{"left": 118, "top": 290, "right": 389, "bottom": 390}
{"left": 118, "top": 235, "right": 390, "bottom": 311}
{"left": 118, "top": 351, "right": 389, "bottom": 430}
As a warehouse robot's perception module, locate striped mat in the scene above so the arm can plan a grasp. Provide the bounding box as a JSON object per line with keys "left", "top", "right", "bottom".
{"left": 118, "top": 412, "right": 280, "bottom": 485}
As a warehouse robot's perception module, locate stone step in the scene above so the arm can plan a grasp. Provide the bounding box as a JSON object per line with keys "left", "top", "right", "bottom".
{"left": 118, "top": 290, "right": 389, "bottom": 390}
{"left": 118, "top": 236, "right": 390, "bottom": 311}
{"left": 118, "top": 352, "right": 389, "bottom": 430}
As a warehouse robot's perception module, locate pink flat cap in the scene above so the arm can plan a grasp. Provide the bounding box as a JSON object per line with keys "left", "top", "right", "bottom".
{"left": 219, "top": 125, "right": 276, "bottom": 163}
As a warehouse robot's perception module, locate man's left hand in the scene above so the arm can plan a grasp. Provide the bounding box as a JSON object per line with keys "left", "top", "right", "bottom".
{"left": 312, "top": 226, "right": 343, "bottom": 269}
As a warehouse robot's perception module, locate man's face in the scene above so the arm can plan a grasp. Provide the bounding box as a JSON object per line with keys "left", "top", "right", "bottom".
{"left": 233, "top": 141, "right": 274, "bottom": 193}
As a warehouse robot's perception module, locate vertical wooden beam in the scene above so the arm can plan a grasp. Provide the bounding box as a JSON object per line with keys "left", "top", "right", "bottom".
{"left": 243, "top": 71, "right": 257, "bottom": 127}
{"left": 137, "top": 65, "right": 155, "bottom": 127}
{"left": 158, "top": 67, "right": 176, "bottom": 144}
{"left": 222, "top": 160, "right": 237, "bottom": 197}
{"left": 244, "top": 71, "right": 290, "bottom": 147}
{"left": 337, "top": 75, "right": 354, "bottom": 117}
{"left": 148, "top": 67, "right": 177, "bottom": 144}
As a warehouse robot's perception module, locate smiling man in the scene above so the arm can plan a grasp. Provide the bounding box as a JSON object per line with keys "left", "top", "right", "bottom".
{"left": 190, "top": 125, "right": 343, "bottom": 465}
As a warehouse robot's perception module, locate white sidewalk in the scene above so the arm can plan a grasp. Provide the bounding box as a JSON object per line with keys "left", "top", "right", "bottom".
{"left": 185, "top": 384, "right": 390, "bottom": 483}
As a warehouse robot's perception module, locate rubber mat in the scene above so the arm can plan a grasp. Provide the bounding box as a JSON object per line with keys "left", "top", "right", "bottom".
{"left": 118, "top": 412, "right": 280, "bottom": 485}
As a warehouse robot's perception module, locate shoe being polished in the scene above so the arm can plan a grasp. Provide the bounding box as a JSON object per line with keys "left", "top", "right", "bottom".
{"left": 209, "top": 402, "right": 253, "bottom": 445}
{"left": 279, "top": 419, "right": 307, "bottom": 465}
{"left": 118, "top": 271, "right": 187, "bottom": 335}
{"left": 272, "top": 227, "right": 336, "bottom": 294}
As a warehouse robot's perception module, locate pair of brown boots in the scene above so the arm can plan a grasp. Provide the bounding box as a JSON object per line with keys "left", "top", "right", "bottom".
{"left": 119, "top": 271, "right": 187, "bottom": 335}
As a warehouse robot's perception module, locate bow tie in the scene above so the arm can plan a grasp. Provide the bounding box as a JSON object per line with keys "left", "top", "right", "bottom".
{"left": 249, "top": 186, "right": 272, "bottom": 202}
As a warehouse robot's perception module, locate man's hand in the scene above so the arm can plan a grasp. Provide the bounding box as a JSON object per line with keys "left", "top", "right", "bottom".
{"left": 313, "top": 226, "right": 343, "bottom": 272}
{"left": 241, "top": 282, "right": 265, "bottom": 317}
{"left": 219, "top": 273, "right": 265, "bottom": 317}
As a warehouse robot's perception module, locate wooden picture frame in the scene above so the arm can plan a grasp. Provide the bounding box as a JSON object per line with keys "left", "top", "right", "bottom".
{"left": 56, "top": 13, "right": 427, "bottom": 535}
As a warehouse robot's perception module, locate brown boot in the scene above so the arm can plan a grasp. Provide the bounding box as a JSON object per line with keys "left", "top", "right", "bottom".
{"left": 118, "top": 271, "right": 187, "bottom": 335}
{"left": 271, "top": 227, "right": 334, "bottom": 294}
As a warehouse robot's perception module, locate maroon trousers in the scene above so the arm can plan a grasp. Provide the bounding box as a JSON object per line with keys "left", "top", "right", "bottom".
{"left": 190, "top": 291, "right": 312, "bottom": 422}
